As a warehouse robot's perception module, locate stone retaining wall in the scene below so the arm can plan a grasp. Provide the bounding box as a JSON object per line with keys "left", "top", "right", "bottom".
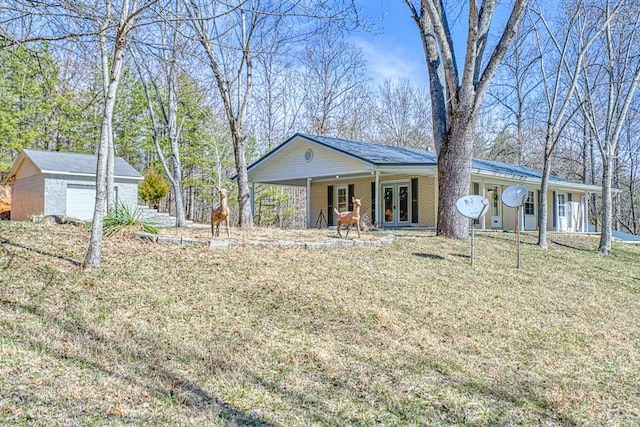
{"left": 136, "top": 232, "right": 396, "bottom": 249}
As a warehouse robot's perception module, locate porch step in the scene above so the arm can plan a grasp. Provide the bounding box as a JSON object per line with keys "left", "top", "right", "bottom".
{"left": 137, "top": 205, "right": 193, "bottom": 228}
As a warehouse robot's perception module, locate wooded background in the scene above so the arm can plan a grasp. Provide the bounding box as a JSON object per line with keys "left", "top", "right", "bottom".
{"left": 1, "top": 0, "right": 638, "bottom": 236}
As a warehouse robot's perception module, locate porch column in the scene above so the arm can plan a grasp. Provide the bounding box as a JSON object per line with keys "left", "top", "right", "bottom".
{"left": 306, "top": 177, "right": 311, "bottom": 229}
{"left": 481, "top": 180, "right": 486, "bottom": 230}
{"left": 251, "top": 183, "right": 255, "bottom": 219}
{"left": 584, "top": 193, "right": 589, "bottom": 233}
{"left": 375, "top": 171, "right": 380, "bottom": 227}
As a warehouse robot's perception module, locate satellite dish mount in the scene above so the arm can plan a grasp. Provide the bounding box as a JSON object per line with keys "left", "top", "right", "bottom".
{"left": 501, "top": 185, "right": 529, "bottom": 269}
{"left": 456, "top": 195, "right": 490, "bottom": 266}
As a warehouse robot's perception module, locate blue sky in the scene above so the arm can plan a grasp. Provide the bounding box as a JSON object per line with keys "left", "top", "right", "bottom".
{"left": 351, "top": 1, "right": 513, "bottom": 87}
{"left": 351, "top": 1, "right": 430, "bottom": 86}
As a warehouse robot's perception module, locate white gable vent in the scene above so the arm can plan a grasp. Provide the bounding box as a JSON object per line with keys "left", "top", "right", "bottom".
{"left": 304, "top": 149, "right": 314, "bottom": 162}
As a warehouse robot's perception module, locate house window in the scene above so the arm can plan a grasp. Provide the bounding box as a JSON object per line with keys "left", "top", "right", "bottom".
{"left": 557, "top": 193, "right": 566, "bottom": 217}
{"left": 525, "top": 191, "right": 535, "bottom": 215}
{"left": 336, "top": 185, "right": 348, "bottom": 212}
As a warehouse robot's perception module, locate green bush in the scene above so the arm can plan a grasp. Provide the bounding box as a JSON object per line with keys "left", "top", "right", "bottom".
{"left": 139, "top": 169, "right": 170, "bottom": 208}
{"left": 103, "top": 202, "right": 158, "bottom": 237}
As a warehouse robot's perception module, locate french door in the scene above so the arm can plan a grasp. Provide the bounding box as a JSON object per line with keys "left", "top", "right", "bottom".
{"left": 524, "top": 190, "right": 536, "bottom": 230}
{"left": 557, "top": 192, "right": 567, "bottom": 231}
{"left": 490, "top": 186, "right": 502, "bottom": 228}
{"left": 382, "top": 183, "right": 410, "bottom": 227}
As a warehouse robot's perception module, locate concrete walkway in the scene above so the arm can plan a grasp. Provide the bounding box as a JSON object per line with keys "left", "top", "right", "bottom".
{"left": 612, "top": 230, "right": 640, "bottom": 244}
{"left": 588, "top": 225, "right": 640, "bottom": 244}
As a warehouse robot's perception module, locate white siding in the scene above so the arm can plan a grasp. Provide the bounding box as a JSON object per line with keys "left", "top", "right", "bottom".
{"left": 44, "top": 175, "right": 95, "bottom": 216}
{"left": 45, "top": 175, "right": 140, "bottom": 219}
{"left": 250, "top": 138, "right": 369, "bottom": 182}
{"left": 113, "top": 179, "right": 139, "bottom": 211}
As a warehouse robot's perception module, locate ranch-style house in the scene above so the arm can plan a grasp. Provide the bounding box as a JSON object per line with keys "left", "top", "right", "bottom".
{"left": 246, "top": 133, "right": 600, "bottom": 232}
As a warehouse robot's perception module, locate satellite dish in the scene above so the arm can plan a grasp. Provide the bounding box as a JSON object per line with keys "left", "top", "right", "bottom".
{"left": 501, "top": 185, "right": 529, "bottom": 208}
{"left": 456, "top": 195, "right": 490, "bottom": 219}
{"left": 456, "top": 195, "right": 489, "bottom": 267}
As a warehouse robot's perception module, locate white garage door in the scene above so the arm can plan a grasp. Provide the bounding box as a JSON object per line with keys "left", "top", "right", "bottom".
{"left": 66, "top": 185, "right": 96, "bottom": 220}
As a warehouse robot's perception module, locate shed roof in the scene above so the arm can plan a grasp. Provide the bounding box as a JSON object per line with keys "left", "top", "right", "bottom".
{"left": 5, "top": 149, "right": 143, "bottom": 182}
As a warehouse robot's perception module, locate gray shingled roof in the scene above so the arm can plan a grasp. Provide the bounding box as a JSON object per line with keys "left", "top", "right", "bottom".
{"left": 294, "top": 133, "right": 570, "bottom": 183}
{"left": 471, "top": 158, "right": 567, "bottom": 183}
{"left": 298, "top": 133, "right": 438, "bottom": 165}
{"left": 23, "top": 149, "right": 142, "bottom": 179}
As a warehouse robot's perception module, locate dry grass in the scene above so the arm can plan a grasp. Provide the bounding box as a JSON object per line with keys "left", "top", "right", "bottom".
{"left": 1, "top": 221, "right": 639, "bottom": 426}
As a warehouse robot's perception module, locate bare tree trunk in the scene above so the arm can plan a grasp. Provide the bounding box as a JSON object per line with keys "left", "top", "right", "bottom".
{"left": 613, "top": 144, "right": 620, "bottom": 232}
{"left": 436, "top": 113, "right": 474, "bottom": 238}
{"left": 488, "top": 25, "right": 539, "bottom": 165}
{"left": 630, "top": 170, "right": 638, "bottom": 235}
{"left": 532, "top": 1, "right": 621, "bottom": 248}
{"left": 628, "top": 125, "right": 639, "bottom": 234}
{"left": 107, "top": 136, "right": 115, "bottom": 211}
{"left": 516, "top": 100, "right": 524, "bottom": 165}
{"left": 537, "top": 153, "right": 552, "bottom": 248}
{"left": 185, "top": 1, "right": 254, "bottom": 227}
{"left": 84, "top": 0, "right": 152, "bottom": 269}
{"left": 99, "top": 2, "right": 115, "bottom": 212}
{"left": 133, "top": 12, "right": 187, "bottom": 228}
{"left": 167, "top": 56, "right": 186, "bottom": 226}
{"left": 137, "top": 70, "right": 185, "bottom": 225}
{"left": 231, "top": 130, "right": 252, "bottom": 225}
{"left": 406, "top": 0, "right": 529, "bottom": 240}
{"left": 577, "top": 1, "right": 640, "bottom": 254}
{"left": 591, "top": 133, "right": 598, "bottom": 232}
{"left": 84, "top": 37, "right": 127, "bottom": 270}
{"left": 599, "top": 155, "right": 613, "bottom": 254}
{"left": 582, "top": 117, "right": 588, "bottom": 184}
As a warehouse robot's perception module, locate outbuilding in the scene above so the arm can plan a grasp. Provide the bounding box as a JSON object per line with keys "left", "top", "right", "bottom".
{"left": 4, "top": 149, "right": 143, "bottom": 221}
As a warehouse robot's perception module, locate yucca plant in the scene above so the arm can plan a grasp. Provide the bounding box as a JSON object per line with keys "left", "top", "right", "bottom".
{"left": 103, "top": 202, "right": 159, "bottom": 237}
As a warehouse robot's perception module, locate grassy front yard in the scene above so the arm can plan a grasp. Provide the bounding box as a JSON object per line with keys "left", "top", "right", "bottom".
{"left": 1, "top": 221, "right": 638, "bottom": 425}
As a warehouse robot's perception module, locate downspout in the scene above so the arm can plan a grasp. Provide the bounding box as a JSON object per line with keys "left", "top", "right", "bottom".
{"left": 375, "top": 171, "right": 380, "bottom": 227}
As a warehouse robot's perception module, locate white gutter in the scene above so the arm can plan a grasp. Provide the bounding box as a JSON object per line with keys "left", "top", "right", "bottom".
{"left": 42, "top": 170, "right": 144, "bottom": 180}
{"left": 471, "top": 169, "right": 601, "bottom": 193}
{"left": 375, "top": 170, "right": 380, "bottom": 226}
